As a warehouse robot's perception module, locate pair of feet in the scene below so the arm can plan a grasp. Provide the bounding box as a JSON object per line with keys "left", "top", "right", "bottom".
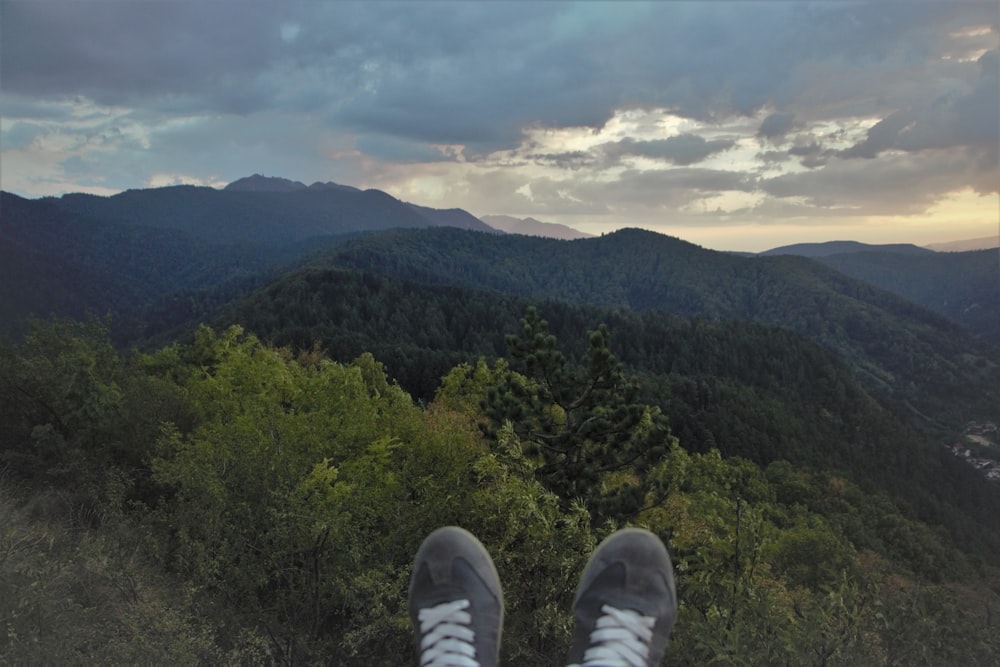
{"left": 408, "top": 527, "right": 677, "bottom": 667}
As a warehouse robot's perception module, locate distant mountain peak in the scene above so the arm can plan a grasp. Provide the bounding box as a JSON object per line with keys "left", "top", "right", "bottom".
{"left": 480, "top": 214, "right": 593, "bottom": 240}
{"left": 224, "top": 174, "right": 363, "bottom": 194}
{"left": 307, "top": 180, "right": 361, "bottom": 193}
{"left": 761, "top": 240, "right": 933, "bottom": 257}
{"left": 924, "top": 237, "right": 999, "bottom": 252}
{"left": 408, "top": 203, "right": 496, "bottom": 233}
{"left": 224, "top": 174, "right": 308, "bottom": 192}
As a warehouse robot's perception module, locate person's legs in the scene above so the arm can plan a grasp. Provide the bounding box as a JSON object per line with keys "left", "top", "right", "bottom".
{"left": 408, "top": 526, "right": 504, "bottom": 667}
{"left": 566, "top": 528, "right": 677, "bottom": 667}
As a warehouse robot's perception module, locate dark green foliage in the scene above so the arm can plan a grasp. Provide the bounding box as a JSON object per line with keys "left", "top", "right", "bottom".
{"left": 222, "top": 268, "right": 1000, "bottom": 563}
{"left": 816, "top": 248, "right": 1000, "bottom": 342}
{"left": 481, "top": 308, "right": 674, "bottom": 522}
{"left": 0, "top": 192, "right": 279, "bottom": 345}
{"left": 1, "top": 320, "right": 998, "bottom": 664}
{"left": 319, "top": 226, "right": 1000, "bottom": 430}
{"left": 0, "top": 317, "right": 127, "bottom": 482}
{"left": 223, "top": 267, "right": 517, "bottom": 398}
{"left": 3, "top": 206, "right": 1000, "bottom": 663}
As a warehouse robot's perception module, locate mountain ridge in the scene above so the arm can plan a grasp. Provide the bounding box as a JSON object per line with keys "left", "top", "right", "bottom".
{"left": 223, "top": 174, "right": 308, "bottom": 192}
{"left": 0, "top": 191, "right": 278, "bottom": 342}
{"left": 813, "top": 248, "right": 1000, "bottom": 341}
{"left": 925, "top": 236, "right": 999, "bottom": 252}
{"left": 31, "top": 179, "right": 493, "bottom": 246}
{"left": 314, "top": 226, "right": 999, "bottom": 430}
{"left": 760, "top": 240, "right": 933, "bottom": 257}
{"left": 224, "top": 173, "right": 363, "bottom": 193}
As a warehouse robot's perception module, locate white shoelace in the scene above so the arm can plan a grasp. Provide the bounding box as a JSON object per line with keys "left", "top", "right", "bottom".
{"left": 417, "top": 599, "right": 479, "bottom": 667}
{"left": 568, "top": 604, "right": 656, "bottom": 667}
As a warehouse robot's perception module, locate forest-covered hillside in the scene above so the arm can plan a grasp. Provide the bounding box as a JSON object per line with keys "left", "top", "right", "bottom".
{"left": 2, "top": 193, "right": 999, "bottom": 663}
{"left": 814, "top": 248, "right": 1000, "bottom": 342}
{"left": 46, "top": 180, "right": 494, "bottom": 244}
{"left": 760, "top": 241, "right": 934, "bottom": 258}
{"left": 311, "top": 226, "right": 1000, "bottom": 431}
{"left": 2, "top": 316, "right": 998, "bottom": 664}
{"left": 220, "top": 267, "right": 1000, "bottom": 549}
{"left": 0, "top": 186, "right": 489, "bottom": 344}
{"left": 0, "top": 192, "right": 284, "bottom": 342}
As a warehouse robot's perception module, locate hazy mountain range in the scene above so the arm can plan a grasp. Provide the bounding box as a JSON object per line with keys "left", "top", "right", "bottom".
{"left": 760, "top": 240, "right": 935, "bottom": 257}
{"left": 2, "top": 173, "right": 997, "bottom": 354}
{"left": 925, "top": 236, "right": 1000, "bottom": 252}
{"left": 3, "top": 175, "right": 996, "bottom": 403}
{"left": 479, "top": 214, "right": 594, "bottom": 240}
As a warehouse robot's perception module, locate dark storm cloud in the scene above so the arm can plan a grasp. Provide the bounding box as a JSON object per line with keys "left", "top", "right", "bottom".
{"left": 0, "top": 95, "right": 86, "bottom": 121}
{"left": 839, "top": 51, "right": 999, "bottom": 165}
{"left": 758, "top": 113, "right": 797, "bottom": 140}
{"left": 6, "top": 0, "right": 995, "bottom": 156}
{"left": 1, "top": 121, "right": 47, "bottom": 150}
{"left": 528, "top": 151, "right": 596, "bottom": 170}
{"left": 757, "top": 150, "right": 791, "bottom": 165}
{"left": 594, "top": 167, "right": 756, "bottom": 211}
{"left": 788, "top": 142, "right": 824, "bottom": 158}
{"left": 324, "top": 2, "right": 622, "bottom": 154}
{"left": 786, "top": 140, "right": 837, "bottom": 169}
{"left": 355, "top": 135, "right": 450, "bottom": 164}
{"left": 600, "top": 135, "right": 737, "bottom": 166}
{"left": 0, "top": 1, "right": 290, "bottom": 112}
{"left": 3, "top": 0, "right": 998, "bottom": 220}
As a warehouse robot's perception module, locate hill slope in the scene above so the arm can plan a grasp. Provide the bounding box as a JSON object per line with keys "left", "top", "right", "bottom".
{"left": 0, "top": 192, "right": 277, "bottom": 342}
{"left": 312, "top": 226, "right": 1000, "bottom": 430}
{"left": 814, "top": 249, "right": 1000, "bottom": 342}
{"left": 220, "top": 265, "right": 1000, "bottom": 560}
{"left": 0, "top": 181, "right": 500, "bottom": 341}
{"left": 926, "top": 236, "right": 999, "bottom": 252}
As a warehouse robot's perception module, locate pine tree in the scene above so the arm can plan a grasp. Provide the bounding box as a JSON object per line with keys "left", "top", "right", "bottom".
{"left": 482, "top": 307, "right": 674, "bottom": 522}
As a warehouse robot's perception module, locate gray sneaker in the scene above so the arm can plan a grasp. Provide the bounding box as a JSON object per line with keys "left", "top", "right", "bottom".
{"left": 408, "top": 526, "right": 504, "bottom": 667}
{"left": 566, "top": 528, "right": 677, "bottom": 667}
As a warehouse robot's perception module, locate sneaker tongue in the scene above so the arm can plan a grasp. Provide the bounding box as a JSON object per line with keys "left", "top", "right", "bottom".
{"left": 577, "top": 562, "right": 630, "bottom": 618}
{"left": 412, "top": 562, "right": 467, "bottom": 608}
{"left": 578, "top": 561, "right": 672, "bottom": 622}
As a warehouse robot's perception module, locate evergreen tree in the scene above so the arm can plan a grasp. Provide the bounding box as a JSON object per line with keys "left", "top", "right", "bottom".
{"left": 482, "top": 308, "right": 674, "bottom": 522}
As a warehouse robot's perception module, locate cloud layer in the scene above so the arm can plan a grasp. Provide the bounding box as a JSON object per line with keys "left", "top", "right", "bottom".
{"left": 1, "top": 1, "right": 997, "bottom": 249}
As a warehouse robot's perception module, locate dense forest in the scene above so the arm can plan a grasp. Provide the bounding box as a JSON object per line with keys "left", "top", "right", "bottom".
{"left": 221, "top": 267, "right": 1000, "bottom": 552}
{"left": 312, "top": 227, "right": 1000, "bottom": 428}
{"left": 0, "top": 192, "right": 283, "bottom": 343}
{"left": 2, "top": 186, "right": 999, "bottom": 664}
{"left": 814, "top": 248, "right": 1000, "bottom": 343}
{"left": 2, "top": 316, "right": 999, "bottom": 664}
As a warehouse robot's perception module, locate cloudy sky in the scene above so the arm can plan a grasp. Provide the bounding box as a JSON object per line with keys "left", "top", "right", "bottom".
{"left": 2, "top": 1, "right": 997, "bottom": 251}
